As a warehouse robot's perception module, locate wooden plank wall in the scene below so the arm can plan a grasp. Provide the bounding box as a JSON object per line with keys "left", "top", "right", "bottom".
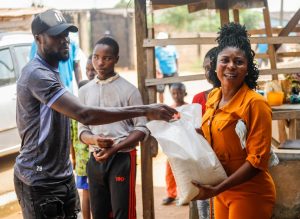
{"left": 134, "top": 1, "right": 155, "bottom": 219}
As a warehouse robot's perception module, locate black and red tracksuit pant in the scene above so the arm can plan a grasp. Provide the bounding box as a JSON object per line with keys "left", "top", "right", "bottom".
{"left": 87, "top": 150, "right": 137, "bottom": 219}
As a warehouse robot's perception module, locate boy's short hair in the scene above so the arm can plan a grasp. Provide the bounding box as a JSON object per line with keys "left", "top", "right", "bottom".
{"left": 170, "top": 83, "right": 186, "bottom": 92}
{"left": 95, "top": 37, "right": 119, "bottom": 56}
{"left": 78, "top": 80, "right": 89, "bottom": 88}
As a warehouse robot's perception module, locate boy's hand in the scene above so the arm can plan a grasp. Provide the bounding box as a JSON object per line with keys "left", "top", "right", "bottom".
{"left": 156, "top": 71, "right": 163, "bottom": 79}
{"left": 93, "top": 135, "right": 114, "bottom": 148}
{"left": 93, "top": 147, "right": 118, "bottom": 162}
{"left": 145, "top": 104, "right": 177, "bottom": 121}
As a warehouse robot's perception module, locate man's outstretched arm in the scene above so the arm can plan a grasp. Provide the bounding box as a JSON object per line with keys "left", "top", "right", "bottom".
{"left": 51, "top": 91, "right": 176, "bottom": 125}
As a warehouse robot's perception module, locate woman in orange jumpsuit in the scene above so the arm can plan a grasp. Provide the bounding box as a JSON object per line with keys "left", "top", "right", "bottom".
{"left": 192, "top": 23, "right": 276, "bottom": 219}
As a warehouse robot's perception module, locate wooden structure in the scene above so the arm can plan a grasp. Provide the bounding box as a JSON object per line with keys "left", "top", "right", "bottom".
{"left": 134, "top": 0, "right": 300, "bottom": 218}
{"left": 0, "top": 8, "right": 46, "bottom": 32}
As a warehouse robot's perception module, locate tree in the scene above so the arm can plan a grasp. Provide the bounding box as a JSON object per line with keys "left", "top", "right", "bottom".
{"left": 115, "top": 0, "right": 133, "bottom": 8}
{"left": 154, "top": 6, "right": 263, "bottom": 32}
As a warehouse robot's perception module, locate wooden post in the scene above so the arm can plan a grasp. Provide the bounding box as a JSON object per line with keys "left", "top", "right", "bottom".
{"left": 134, "top": 1, "right": 155, "bottom": 218}
{"left": 262, "top": 2, "right": 278, "bottom": 81}
{"left": 233, "top": 9, "right": 240, "bottom": 23}
{"left": 220, "top": 9, "right": 230, "bottom": 27}
{"left": 135, "top": 0, "right": 148, "bottom": 104}
{"left": 263, "top": 0, "right": 287, "bottom": 143}
{"left": 189, "top": 201, "right": 199, "bottom": 219}
{"left": 274, "top": 8, "right": 300, "bottom": 51}
{"left": 289, "top": 119, "right": 300, "bottom": 140}
{"left": 78, "top": 11, "right": 90, "bottom": 55}
{"left": 146, "top": 28, "right": 159, "bottom": 158}
{"left": 197, "top": 33, "right": 201, "bottom": 59}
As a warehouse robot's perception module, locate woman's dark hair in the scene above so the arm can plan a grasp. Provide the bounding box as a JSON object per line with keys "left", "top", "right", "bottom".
{"left": 95, "top": 37, "right": 119, "bottom": 56}
{"left": 209, "top": 22, "right": 259, "bottom": 89}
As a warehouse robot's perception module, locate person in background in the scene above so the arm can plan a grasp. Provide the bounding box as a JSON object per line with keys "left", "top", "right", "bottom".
{"left": 30, "top": 33, "right": 82, "bottom": 93}
{"left": 14, "top": 9, "right": 176, "bottom": 219}
{"left": 192, "top": 47, "right": 218, "bottom": 219}
{"left": 162, "top": 83, "right": 188, "bottom": 205}
{"left": 78, "top": 37, "right": 149, "bottom": 219}
{"left": 155, "top": 32, "right": 179, "bottom": 103}
{"left": 70, "top": 55, "right": 96, "bottom": 219}
{"left": 85, "top": 54, "right": 96, "bottom": 81}
{"left": 192, "top": 23, "right": 276, "bottom": 219}
{"left": 255, "top": 42, "right": 268, "bottom": 68}
{"left": 192, "top": 47, "right": 218, "bottom": 114}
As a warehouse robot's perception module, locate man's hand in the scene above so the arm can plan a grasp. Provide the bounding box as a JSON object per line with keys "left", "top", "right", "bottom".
{"left": 93, "top": 135, "right": 114, "bottom": 149}
{"left": 93, "top": 147, "right": 118, "bottom": 162}
{"left": 191, "top": 180, "right": 219, "bottom": 200}
{"left": 145, "top": 104, "right": 177, "bottom": 121}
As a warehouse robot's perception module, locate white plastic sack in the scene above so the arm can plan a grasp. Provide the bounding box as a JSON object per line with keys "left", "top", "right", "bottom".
{"left": 235, "top": 119, "right": 279, "bottom": 167}
{"left": 146, "top": 104, "right": 227, "bottom": 205}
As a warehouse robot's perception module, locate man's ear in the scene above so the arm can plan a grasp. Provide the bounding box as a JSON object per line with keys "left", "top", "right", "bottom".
{"left": 115, "top": 55, "right": 119, "bottom": 64}
{"left": 34, "top": 34, "right": 42, "bottom": 45}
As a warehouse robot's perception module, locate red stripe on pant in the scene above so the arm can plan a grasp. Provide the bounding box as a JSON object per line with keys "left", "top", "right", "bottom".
{"left": 128, "top": 150, "right": 137, "bottom": 219}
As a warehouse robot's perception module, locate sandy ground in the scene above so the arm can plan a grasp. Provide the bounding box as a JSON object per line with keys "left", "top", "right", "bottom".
{"left": 1, "top": 149, "right": 189, "bottom": 219}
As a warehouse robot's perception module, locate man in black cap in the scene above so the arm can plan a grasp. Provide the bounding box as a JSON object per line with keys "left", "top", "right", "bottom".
{"left": 14, "top": 9, "right": 176, "bottom": 219}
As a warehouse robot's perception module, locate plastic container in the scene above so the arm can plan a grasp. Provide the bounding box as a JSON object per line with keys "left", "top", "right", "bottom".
{"left": 267, "top": 91, "right": 284, "bottom": 106}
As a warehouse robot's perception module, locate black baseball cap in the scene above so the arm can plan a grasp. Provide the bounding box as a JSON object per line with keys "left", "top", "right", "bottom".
{"left": 31, "top": 9, "right": 78, "bottom": 36}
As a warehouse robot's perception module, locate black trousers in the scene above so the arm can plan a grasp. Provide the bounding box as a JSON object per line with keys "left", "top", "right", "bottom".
{"left": 14, "top": 174, "right": 80, "bottom": 219}
{"left": 87, "top": 150, "right": 137, "bottom": 219}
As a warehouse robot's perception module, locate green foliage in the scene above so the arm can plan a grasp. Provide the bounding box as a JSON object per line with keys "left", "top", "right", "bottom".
{"left": 155, "top": 6, "right": 195, "bottom": 30}
{"left": 239, "top": 10, "right": 263, "bottom": 30}
{"left": 115, "top": 0, "right": 133, "bottom": 8}
{"left": 154, "top": 6, "right": 263, "bottom": 32}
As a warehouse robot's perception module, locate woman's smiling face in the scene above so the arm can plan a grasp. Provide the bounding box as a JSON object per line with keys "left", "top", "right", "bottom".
{"left": 216, "top": 47, "right": 248, "bottom": 89}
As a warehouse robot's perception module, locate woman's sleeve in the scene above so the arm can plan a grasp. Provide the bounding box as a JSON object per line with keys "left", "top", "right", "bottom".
{"left": 245, "top": 100, "right": 272, "bottom": 170}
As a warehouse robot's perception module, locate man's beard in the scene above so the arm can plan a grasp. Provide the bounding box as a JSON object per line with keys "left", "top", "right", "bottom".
{"left": 44, "top": 48, "right": 69, "bottom": 62}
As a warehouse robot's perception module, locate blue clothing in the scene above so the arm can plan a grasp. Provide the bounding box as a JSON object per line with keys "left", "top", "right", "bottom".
{"left": 15, "top": 54, "right": 72, "bottom": 186}
{"left": 155, "top": 46, "right": 178, "bottom": 76}
{"left": 30, "top": 40, "right": 79, "bottom": 93}
{"left": 76, "top": 176, "right": 89, "bottom": 190}
{"left": 257, "top": 43, "right": 268, "bottom": 53}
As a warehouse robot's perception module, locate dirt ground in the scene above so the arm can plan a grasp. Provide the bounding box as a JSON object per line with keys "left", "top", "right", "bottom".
{"left": 2, "top": 150, "right": 189, "bottom": 219}
{"left": 136, "top": 150, "right": 189, "bottom": 219}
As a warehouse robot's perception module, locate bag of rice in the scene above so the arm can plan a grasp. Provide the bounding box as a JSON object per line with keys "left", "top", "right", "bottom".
{"left": 147, "top": 104, "right": 227, "bottom": 205}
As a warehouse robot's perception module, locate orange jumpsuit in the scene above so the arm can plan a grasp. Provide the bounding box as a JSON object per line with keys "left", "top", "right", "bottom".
{"left": 201, "top": 84, "right": 276, "bottom": 219}
{"left": 166, "top": 160, "right": 177, "bottom": 198}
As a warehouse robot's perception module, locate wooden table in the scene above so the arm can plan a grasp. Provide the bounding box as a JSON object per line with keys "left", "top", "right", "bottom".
{"left": 272, "top": 104, "right": 300, "bottom": 140}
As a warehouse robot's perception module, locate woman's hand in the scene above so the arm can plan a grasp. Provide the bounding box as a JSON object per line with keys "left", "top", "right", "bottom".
{"left": 195, "top": 128, "right": 204, "bottom": 135}
{"left": 191, "top": 180, "right": 219, "bottom": 200}
{"left": 191, "top": 162, "right": 261, "bottom": 200}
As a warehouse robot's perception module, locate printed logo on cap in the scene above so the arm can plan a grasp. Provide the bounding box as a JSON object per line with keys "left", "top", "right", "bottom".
{"left": 54, "top": 11, "right": 64, "bottom": 23}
